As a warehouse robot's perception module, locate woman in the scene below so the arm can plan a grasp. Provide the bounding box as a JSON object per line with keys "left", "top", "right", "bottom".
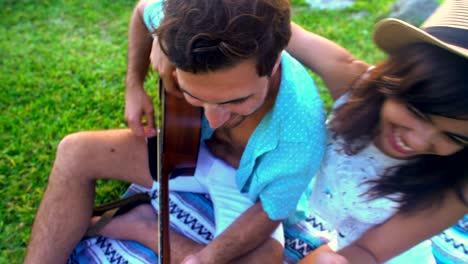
{"left": 285, "top": 0, "right": 468, "bottom": 262}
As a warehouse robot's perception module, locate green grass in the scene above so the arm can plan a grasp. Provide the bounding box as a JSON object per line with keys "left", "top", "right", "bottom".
{"left": 1, "top": 0, "right": 394, "bottom": 262}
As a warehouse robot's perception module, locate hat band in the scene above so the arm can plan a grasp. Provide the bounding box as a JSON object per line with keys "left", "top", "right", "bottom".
{"left": 425, "top": 26, "right": 468, "bottom": 49}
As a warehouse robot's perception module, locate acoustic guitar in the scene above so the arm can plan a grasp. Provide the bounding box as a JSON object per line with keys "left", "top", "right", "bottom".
{"left": 88, "top": 80, "right": 200, "bottom": 263}
{"left": 155, "top": 79, "right": 201, "bottom": 264}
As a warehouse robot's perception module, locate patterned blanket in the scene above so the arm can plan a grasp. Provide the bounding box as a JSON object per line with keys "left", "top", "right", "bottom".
{"left": 68, "top": 184, "right": 467, "bottom": 264}
{"left": 68, "top": 183, "right": 328, "bottom": 264}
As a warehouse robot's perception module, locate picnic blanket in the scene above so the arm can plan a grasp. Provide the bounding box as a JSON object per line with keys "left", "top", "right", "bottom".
{"left": 67, "top": 183, "right": 329, "bottom": 264}
{"left": 68, "top": 183, "right": 467, "bottom": 264}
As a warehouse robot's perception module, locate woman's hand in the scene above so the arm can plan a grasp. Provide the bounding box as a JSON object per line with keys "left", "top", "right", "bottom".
{"left": 310, "top": 251, "right": 350, "bottom": 264}
{"left": 299, "top": 244, "right": 349, "bottom": 264}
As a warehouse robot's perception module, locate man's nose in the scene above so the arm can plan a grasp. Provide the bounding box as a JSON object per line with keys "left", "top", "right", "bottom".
{"left": 203, "top": 104, "right": 230, "bottom": 129}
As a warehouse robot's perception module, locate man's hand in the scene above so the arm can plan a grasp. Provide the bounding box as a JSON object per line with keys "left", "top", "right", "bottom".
{"left": 197, "top": 202, "right": 281, "bottom": 264}
{"left": 125, "top": 0, "right": 156, "bottom": 137}
{"left": 150, "top": 39, "right": 182, "bottom": 98}
{"left": 125, "top": 87, "right": 157, "bottom": 137}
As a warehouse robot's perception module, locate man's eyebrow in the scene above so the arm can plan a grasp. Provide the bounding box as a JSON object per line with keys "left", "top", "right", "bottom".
{"left": 179, "top": 86, "right": 252, "bottom": 105}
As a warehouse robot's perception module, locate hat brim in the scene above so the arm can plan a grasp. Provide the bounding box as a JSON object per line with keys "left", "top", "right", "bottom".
{"left": 373, "top": 18, "right": 468, "bottom": 59}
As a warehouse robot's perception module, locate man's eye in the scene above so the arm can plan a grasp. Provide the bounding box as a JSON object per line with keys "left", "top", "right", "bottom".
{"left": 228, "top": 98, "right": 248, "bottom": 105}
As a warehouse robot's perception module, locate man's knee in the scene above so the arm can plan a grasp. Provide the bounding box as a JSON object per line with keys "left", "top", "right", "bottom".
{"left": 56, "top": 132, "right": 90, "bottom": 161}
{"left": 52, "top": 132, "right": 97, "bottom": 182}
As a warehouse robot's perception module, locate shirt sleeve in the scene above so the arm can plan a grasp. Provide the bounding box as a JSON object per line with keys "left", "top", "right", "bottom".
{"left": 257, "top": 140, "right": 325, "bottom": 220}
{"left": 142, "top": 0, "right": 164, "bottom": 33}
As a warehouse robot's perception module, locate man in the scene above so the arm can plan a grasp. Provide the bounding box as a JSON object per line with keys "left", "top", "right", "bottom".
{"left": 25, "top": 0, "right": 326, "bottom": 263}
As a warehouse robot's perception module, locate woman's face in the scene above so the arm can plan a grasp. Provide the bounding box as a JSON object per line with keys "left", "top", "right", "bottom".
{"left": 374, "top": 98, "right": 468, "bottom": 159}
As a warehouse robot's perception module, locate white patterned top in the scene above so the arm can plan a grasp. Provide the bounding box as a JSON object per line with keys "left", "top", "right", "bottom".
{"left": 307, "top": 96, "right": 436, "bottom": 263}
{"left": 308, "top": 135, "right": 403, "bottom": 246}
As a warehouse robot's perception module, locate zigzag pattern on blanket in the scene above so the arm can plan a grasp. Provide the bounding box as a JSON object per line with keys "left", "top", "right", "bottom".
{"left": 305, "top": 216, "right": 328, "bottom": 232}
{"left": 438, "top": 232, "right": 468, "bottom": 254}
{"left": 148, "top": 188, "right": 215, "bottom": 244}
{"left": 68, "top": 236, "right": 134, "bottom": 264}
{"left": 168, "top": 198, "right": 214, "bottom": 241}
{"left": 286, "top": 238, "right": 316, "bottom": 256}
{"left": 94, "top": 237, "right": 130, "bottom": 264}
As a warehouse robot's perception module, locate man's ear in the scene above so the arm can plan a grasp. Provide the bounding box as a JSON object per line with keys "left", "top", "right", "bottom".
{"left": 271, "top": 51, "right": 282, "bottom": 76}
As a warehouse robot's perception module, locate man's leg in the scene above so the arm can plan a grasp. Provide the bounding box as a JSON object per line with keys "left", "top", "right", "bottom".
{"left": 24, "top": 129, "right": 154, "bottom": 263}
{"left": 87, "top": 203, "right": 204, "bottom": 263}
{"left": 235, "top": 238, "right": 284, "bottom": 264}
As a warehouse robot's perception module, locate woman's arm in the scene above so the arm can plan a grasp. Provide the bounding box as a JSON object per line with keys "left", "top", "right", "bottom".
{"left": 287, "top": 23, "right": 369, "bottom": 100}
{"left": 343, "top": 189, "right": 467, "bottom": 263}
{"left": 300, "top": 188, "right": 467, "bottom": 263}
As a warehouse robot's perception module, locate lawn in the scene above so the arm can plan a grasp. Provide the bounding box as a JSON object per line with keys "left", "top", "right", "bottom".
{"left": 1, "top": 0, "right": 395, "bottom": 262}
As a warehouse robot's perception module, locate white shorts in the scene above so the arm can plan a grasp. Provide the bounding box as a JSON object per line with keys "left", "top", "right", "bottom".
{"left": 159, "top": 142, "right": 285, "bottom": 246}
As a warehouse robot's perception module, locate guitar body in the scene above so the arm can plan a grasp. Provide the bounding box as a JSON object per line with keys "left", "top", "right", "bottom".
{"left": 157, "top": 80, "right": 201, "bottom": 264}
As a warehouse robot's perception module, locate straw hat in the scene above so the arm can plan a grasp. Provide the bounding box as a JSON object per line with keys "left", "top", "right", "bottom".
{"left": 373, "top": 0, "right": 468, "bottom": 59}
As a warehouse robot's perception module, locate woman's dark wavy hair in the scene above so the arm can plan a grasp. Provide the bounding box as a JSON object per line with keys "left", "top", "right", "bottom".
{"left": 329, "top": 43, "right": 468, "bottom": 213}
{"left": 156, "top": 0, "right": 291, "bottom": 76}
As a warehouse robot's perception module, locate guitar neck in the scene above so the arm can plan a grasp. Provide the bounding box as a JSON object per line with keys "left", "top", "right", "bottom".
{"left": 157, "top": 80, "right": 201, "bottom": 264}
{"left": 158, "top": 90, "right": 170, "bottom": 264}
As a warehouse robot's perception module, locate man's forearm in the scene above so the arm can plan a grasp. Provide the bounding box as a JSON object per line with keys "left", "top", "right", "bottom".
{"left": 199, "top": 201, "right": 282, "bottom": 263}
{"left": 126, "top": 0, "right": 153, "bottom": 90}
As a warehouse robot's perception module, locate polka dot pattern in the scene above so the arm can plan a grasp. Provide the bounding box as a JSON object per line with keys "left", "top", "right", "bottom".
{"left": 236, "top": 53, "right": 327, "bottom": 221}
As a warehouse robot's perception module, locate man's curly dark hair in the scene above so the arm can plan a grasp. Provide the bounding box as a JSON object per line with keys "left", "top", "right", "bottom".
{"left": 156, "top": 0, "right": 291, "bottom": 76}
